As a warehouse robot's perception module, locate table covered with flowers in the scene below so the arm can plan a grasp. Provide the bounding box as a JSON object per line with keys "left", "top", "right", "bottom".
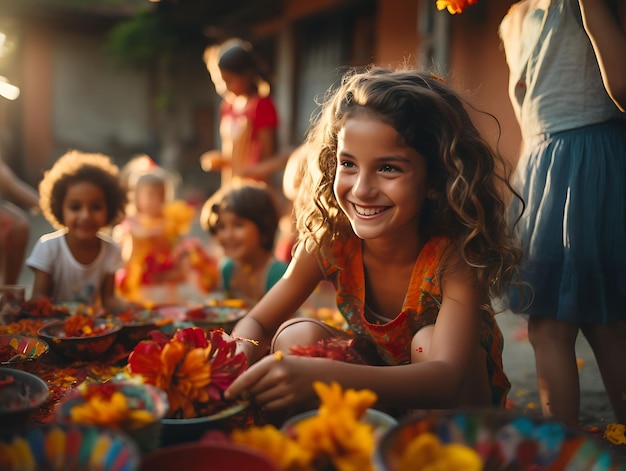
{"left": 2, "top": 304, "right": 626, "bottom": 471}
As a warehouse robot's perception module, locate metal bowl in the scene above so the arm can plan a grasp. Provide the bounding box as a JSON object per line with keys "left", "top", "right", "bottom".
{"left": 0, "top": 367, "right": 49, "bottom": 428}
{"left": 38, "top": 318, "right": 122, "bottom": 360}
{"left": 0, "top": 334, "right": 49, "bottom": 372}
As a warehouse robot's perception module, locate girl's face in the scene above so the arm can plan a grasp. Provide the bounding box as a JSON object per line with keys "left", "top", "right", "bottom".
{"left": 334, "top": 114, "right": 428, "bottom": 241}
{"left": 214, "top": 209, "right": 264, "bottom": 262}
{"left": 62, "top": 181, "right": 108, "bottom": 242}
{"left": 135, "top": 183, "right": 165, "bottom": 217}
{"left": 220, "top": 69, "right": 253, "bottom": 97}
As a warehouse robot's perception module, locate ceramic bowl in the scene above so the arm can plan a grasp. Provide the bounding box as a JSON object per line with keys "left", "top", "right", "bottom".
{"left": 139, "top": 441, "right": 279, "bottom": 471}
{"left": 160, "top": 401, "right": 249, "bottom": 447}
{"left": 105, "top": 309, "right": 168, "bottom": 349}
{"left": 0, "top": 334, "right": 49, "bottom": 372}
{"left": 185, "top": 305, "right": 247, "bottom": 334}
{"left": 374, "top": 409, "right": 625, "bottom": 471}
{"left": 38, "top": 318, "right": 122, "bottom": 360}
{"left": 0, "top": 422, "right": 140, "bottom": 470}
{"left": 0, "top": 367, "right": 49, "bottom": 428}
{"left": 56, "top": 380, "right": 169, "bottom": 454}
{"left": 282, "top": 407, "right": 398, "bottom": 442}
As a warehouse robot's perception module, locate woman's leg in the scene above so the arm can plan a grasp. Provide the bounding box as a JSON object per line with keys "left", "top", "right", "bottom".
{"left": 581, "top": 321, "right": 626, "bottom": 424}
{"left": 528, "top": 316, "right": 580, "bottom": 423}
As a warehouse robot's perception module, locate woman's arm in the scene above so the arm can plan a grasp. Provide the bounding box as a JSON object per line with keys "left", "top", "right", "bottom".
{"left": 0, "top": 159, "right": 40, "bottom": 211}
{"left": 579, "top": 0, "right": 626, "bottom": 110}
{"left": 231, "top": 243, "right": 324, "bottom": 364}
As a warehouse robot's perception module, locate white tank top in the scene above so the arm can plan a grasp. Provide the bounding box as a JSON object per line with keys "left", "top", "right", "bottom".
{"left": 499, "top": 0, "right": 621, "bottom": 146}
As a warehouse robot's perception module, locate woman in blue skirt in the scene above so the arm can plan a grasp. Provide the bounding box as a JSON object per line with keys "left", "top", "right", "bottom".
{"left": 500, "top": 0, "right": 626, "bottom": 425}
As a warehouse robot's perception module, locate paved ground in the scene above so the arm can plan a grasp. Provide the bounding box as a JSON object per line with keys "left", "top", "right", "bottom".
{"left": 16, "top": 210, "right": 616, "bottom": 434}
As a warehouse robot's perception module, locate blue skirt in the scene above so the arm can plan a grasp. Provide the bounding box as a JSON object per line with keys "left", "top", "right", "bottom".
{"left": 509, "top": 118, "right": 626, "bottom": 324}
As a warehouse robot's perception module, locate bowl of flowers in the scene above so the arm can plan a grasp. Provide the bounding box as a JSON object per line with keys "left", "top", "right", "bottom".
{"left": 104, "top": 307, "right": 172, "bottom": 349}
{"left": 185, "top": 299, "right": 248, "bottom": 334}
{"left": 37, "top": 314, "right": 122, "bottom": 360}
{"left": 0, "top": 422, "right": 140, "bottom": 471}
{"left": 56, "top": 380, "right": 169, "bottom": 454}
{"left": 0, "top": 367, "right": 49, "bottom": 428}
{"left": 0, "top": 334, "right": 49, "bottom": 372}
{"left": 373, "top": 409, "right": 625, "bottom": 471}
{"left": 126, "top": 327, "right": 249, "bottom": 446}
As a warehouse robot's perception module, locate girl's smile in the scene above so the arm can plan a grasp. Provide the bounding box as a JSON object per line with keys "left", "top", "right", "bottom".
{"left": 62, "top": 182, "right": 108, "bottom": 243}
{"left": 215, "top": 210, "right": 264, "bottom": 263}
{"left": 334, "top": 114, "right": 429, "bottom": 242}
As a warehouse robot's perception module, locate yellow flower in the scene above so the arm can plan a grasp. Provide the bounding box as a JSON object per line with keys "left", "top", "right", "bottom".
{"left": 313, "top": 381, "right": 377, "bottom": 420}
{"left": 397, "top": 432, "right": 482, "bottom": 470}
{"left": 69, "top": 390, "right": 155, "bottom": 430}
{"left": 232, "top": 425, "right": 313, "bottom": 471}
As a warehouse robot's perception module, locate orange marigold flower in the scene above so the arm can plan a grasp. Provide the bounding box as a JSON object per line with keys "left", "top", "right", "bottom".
{"left": 436, "top": 0, "right": 479, "bottom": 14}
{"left": 127, "top": 327, "right": 247, "bottom": 419}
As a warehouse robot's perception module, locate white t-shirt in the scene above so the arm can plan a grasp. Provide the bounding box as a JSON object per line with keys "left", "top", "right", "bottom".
{"left": 26, "top": 229, "right": 123, "bottom": 305}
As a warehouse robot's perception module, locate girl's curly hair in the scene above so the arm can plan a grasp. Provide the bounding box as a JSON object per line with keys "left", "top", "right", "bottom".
{"left": 39, "top": 150, "right": 127, "bottom": 229}
{"left": 295, "top": 67, "right": 524, "bottom": 298}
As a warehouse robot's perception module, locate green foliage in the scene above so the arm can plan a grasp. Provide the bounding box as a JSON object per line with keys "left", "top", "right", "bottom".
{"left": 106, "top": 10, "right": 176, "bottom": 69}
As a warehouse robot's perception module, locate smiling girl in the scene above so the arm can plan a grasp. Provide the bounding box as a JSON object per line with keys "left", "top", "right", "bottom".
{"left": 225, "top": 68, "right": 524, "bottom": 417}
{"left": 201, "top": 180, "right": 287, "bottom": 307}
{"left": 26, "top": 150, "right": 128, "bottom": 309}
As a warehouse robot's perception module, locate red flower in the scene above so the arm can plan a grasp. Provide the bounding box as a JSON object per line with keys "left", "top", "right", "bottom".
{"left": 127, "top": 327, "right": 247, "bottom": 418}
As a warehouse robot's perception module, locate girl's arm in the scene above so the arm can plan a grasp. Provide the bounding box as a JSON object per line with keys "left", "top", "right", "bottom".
{"left": 226, "top": 255, "right": 488, "bottom": 410}
{"left": 30, "top": 268, "right": 52, "bottom": 301}
{"left": 579, "top": 0, "right": 626, "bottom": 110}
{"left": 242, "top": 127, "right": 289, "bottom": 181}
{"left": 231, "top": 243, "right": 324, "bottom": 364}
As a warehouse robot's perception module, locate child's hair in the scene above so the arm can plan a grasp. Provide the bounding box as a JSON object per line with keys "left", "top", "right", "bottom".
{"left": 204, "top": 38, "right": 271, "bottom": 98}
{"left": 296, "top": 67, "right": 523, "bottom": 296}
{"left": 39, "top": 150, "right": 127, "bottom": 229}
{"left": 201, "top": 180, "right": 280, "bottom": 252}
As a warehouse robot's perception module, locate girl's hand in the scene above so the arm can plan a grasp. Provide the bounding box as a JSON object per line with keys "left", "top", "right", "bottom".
{"left": 200, "top": 150, "right": 227, "bottom": 171}
{"left": 224, "top": 353, "right": 328, "bottom": 411}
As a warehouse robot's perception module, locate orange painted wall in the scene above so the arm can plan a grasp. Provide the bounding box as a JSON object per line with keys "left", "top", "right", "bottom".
{"left": 22, "top": 19, "right": 53, "bottom": 183}
{"left": 447, "top": 1, "right": 521, "bottom": 168}
{"left": 375, "top": 0, "right": 420, "bottom": 68}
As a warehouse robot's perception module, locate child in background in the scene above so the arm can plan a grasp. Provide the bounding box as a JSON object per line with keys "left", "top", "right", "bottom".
{"left": 225, "top": 68, "right": 523, "bottom": 416}
{"left": 201, "top": 180, "right": 287, "bottom": 307}
{"left": 200, "top": 38, "right": 287, "bottom": 191}
{"left": 499, "top": 0, "right": 626, "bottom": 424}
{"left": 115, "top": 168, "right": 218, "bottom": 305}
{"left": 26, "top": 150, "right": 128, "bottom": 309}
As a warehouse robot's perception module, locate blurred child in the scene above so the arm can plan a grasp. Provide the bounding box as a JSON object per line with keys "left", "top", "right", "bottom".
{"left": 200, "top": 38, "right": 287, "bottom": 191}
{"left": 201, "top": 180, "right": 287, "bottom": 307}
{"left": 116, "top": 167, "right": 218, "bottom": 305}
{"left": 26, "top": 150, "right": 128, "bottom": 309}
